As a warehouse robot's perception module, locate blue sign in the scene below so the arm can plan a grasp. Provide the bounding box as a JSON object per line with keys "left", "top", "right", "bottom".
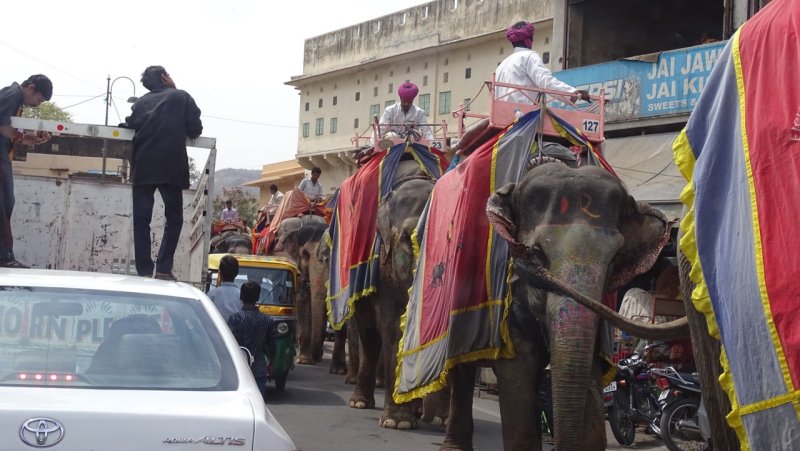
{"left": 553, "top": 41, "right": 727, "bottom": 121}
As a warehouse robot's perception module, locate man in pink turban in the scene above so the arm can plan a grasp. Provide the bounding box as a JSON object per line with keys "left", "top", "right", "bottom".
{"left": 495, "top": 21, "right": 590, "bottom": 104}
{"left": 374, "top": 81, "right": 433, "bottom": 147}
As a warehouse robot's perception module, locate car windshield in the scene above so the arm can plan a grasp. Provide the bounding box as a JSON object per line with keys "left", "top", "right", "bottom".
{"left": 210, "top": 266, "right": 295, "bottom": 306}
{"left": 0, "top": 287, "right": 237, "bottom": 390}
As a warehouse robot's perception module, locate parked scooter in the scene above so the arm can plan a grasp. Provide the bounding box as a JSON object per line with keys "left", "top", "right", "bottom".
{"left": 605, "top": 349, "right": 663, "bottom": 446}
{"left": 651, "top": 366, "right": 711, "bottom": 451}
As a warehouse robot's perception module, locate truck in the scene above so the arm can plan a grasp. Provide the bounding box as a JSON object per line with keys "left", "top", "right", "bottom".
{"left": 8, "top": 117, "right": 216, "bottom": 286}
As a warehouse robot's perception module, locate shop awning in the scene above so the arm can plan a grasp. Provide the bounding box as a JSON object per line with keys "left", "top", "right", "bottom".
{"left": 242, "top": 160, "right": 306, "bottom": 187}
{"left": 602, "top": 132, "right": 685, "bottom": 220}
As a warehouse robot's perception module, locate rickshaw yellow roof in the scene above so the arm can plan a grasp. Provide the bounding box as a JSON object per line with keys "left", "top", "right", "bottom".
{"left": 207, "top": 253, "right": 299, "bottom": 274}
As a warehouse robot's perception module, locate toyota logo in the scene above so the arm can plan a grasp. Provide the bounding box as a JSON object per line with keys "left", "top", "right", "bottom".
{"left": 19, "top": 418, "right": 65, "bottom": 448}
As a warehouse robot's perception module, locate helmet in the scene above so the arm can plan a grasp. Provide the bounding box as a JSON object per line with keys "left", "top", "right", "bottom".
{"left": 397, "top": 82, "right": 419, "bottom": 102}
{"left": 506, "top": 21, "right": 535, "bottom": 48}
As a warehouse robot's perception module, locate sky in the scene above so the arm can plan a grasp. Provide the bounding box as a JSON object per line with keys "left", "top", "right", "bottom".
{"left": 2, "top": 0, "right": 425, "bottom": 171}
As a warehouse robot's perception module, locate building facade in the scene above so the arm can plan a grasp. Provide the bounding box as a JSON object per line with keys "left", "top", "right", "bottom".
{"left": 287, "top": 0, "right": 767, "bottom": 204}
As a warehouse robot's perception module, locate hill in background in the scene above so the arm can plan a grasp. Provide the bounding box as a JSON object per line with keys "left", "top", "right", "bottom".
{"left": 211, "top": 168, "right": 261, "bottom": 199}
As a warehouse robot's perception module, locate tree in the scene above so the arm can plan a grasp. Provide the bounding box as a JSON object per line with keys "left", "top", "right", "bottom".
{"left": 213, "top": 187, "right": 259, "bottom": 227}
{"left": 189, "top": 157, "right": 201, "bottom": 188}
{"left": 22, "top": 102, "right": 72, "bottom": 122}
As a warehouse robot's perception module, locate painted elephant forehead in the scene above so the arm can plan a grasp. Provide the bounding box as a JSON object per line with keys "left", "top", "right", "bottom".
{"left": 520, "top": 176, "right": 625, "bottom": 228}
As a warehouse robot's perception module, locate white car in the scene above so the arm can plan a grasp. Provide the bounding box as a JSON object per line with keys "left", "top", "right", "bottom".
{"left": 0, "top": 269, "right": 296, "bottom": 451}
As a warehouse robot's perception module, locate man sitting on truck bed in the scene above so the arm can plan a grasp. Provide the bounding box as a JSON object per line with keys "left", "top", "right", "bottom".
{"left": 121, "top": 66, "right": 203, "bottom": 280}
{"left": 496, "top": 21, "right": 590, "bottom": 104}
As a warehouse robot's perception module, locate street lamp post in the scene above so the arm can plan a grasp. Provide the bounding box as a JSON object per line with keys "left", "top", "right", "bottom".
{"left": 104, "top": 75, "right": 138, "bottom": 126}
{"left": 103, "top": 75, "right": 138, "bottom": 181}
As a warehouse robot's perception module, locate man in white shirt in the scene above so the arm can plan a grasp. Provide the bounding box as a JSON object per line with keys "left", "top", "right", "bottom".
{"left": 220, "top": 200, "right": 238, "bottom": 221}
{"left": 207, "top": 255, "right": 242, "bottom": 322}
{"left": 266, "top": 184, "right": 284, "bottom": 218}
{"left": 495, "top": 21, "right": 590, "bottom": 104}
{"left": 377, "top": 82, "right": 433, "bottom": 144}
{"left": 298, "top": 167, "right": 323, "bottom": 202}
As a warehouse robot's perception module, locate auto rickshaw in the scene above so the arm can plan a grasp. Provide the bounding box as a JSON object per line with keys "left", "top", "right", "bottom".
{"left": 207, "top": 253, "right": 298, "bottom": 390}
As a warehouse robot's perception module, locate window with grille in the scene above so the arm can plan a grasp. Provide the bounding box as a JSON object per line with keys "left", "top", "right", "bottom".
{"left": 369, "top": 104, "right": 380, "bottom": 119}
{"left": 302, "top": 123, "right": 310, "bottom": 138}
{"left": 315, "top": 118, "right": 324, "bottom": 135}
{"left": 330, "top": 117, "right": 338, "bottom": 134}
{"left": 418, "top": 94, "right": 430, "bottom": 113}
{"left": 438, "top": 91, "right": 451, "bottom": 115}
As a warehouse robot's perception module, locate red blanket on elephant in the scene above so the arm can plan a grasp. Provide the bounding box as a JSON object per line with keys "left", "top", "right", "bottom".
{"left": 326, "top": 143, "right": 447, "bottom": 329}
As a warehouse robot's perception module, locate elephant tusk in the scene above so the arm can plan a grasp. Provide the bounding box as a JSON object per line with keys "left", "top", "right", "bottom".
{"left": 516, "top": 258, "right": 690, "bottom": 341}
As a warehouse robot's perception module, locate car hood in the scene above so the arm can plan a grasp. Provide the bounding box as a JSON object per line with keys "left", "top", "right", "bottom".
{"left": 1, "top": 387, "right": 295, "bottom": 451}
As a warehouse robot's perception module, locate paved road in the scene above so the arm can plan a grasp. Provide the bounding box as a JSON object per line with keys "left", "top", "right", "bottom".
{"left": 266, "top": 343, "right": 668, "bottom": 451}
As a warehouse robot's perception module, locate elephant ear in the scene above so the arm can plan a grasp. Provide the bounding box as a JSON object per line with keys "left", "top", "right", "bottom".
{"left": 608, "top": 196, "right": 670, "bottom": 292}
{"left": 487, "top": 183, "right": 528, "bottom": 256}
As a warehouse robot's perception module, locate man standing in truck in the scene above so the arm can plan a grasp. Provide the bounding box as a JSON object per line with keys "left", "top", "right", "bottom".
{"left": 121, "top": 66, "right": 203, "bottom": 280}
{"left": 0, "top": 75, "right": 54, "bottom": 268}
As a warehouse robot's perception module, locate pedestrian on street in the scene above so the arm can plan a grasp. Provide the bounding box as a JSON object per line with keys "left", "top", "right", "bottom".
{"left": 207, "top": 254, "right": 242, "bottom": 322}
{"left": 0, "top": 75, "right": 54, "bottom": 268}
{"left": 121, "top": 66, "right": 203, "bottom": 280}
{"left": 226, "top": 280, "right": 277, "bottom": 396}
{"left": 495, "top": 21, "right": 590, "bottom": 104}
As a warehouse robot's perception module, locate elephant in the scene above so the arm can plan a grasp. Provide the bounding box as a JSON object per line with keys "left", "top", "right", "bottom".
{"left": 438, "top": 162, "right": 693, "bottom": 451}
{"left": 274, "top": 216, "right": 347, "bottom": 371}
{"left": 210, "top": 230, "right": 252, "bottom": 254}
{"left": 348, "top": 158, "right": 450, "bottom": 429}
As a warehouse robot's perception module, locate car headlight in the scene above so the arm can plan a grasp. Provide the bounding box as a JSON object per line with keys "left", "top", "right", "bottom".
{"left": 276, "top": 322, "right": 290, "bottom": 335}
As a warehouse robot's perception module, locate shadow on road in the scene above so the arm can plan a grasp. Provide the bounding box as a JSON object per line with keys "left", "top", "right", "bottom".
{"left": 266, "top": 386, "right": 347, "bottom": 407}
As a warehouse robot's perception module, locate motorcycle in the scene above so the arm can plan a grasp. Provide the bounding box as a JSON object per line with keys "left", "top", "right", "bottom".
{"left": 605, "top": 349, "right": 663, "bottom": 446}
{"left": 651, "top": 366, "right": 711, "bottom": 451}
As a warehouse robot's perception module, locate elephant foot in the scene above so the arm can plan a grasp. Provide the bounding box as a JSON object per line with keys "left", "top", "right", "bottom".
{"left": 295, "top": 355, "right": 315, "bottom": 365}
{"left": 344, "top": 372, "right": 358, "bottom": 384}
{"left": 348, "top": 394, "right": 375, "bottom": 409}
{"left": 329, "top": 364, "right": 347, "bottom": 375}
{"left": 422, "top": 414, "right": 447, "bottom": 427}
{"left": 379, "top": 412, "right": 417, "bottom": 430}
{"left": 439, "top": 439, "right": 472, "bottom": 451}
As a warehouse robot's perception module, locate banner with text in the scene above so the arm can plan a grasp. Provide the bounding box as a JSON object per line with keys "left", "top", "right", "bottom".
{"left": 553, "top": 41, "right": 727, "bottom": 121}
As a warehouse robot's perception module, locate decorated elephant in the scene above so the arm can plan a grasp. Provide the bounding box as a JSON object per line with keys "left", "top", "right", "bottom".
{"left": 342, "top": 158, "right": 450, "bottom": 429}
{"left": 274, "top": 216, "right": 348, "bottom": 372}
{"left": 210, "top": 230, "right": 252, "bottom": 254}
{"left": 428, "top": 163, "right": 692, "bottom": 450}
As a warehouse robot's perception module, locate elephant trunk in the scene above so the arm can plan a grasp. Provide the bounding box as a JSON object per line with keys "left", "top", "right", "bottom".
{"left": 308, "top": 256, "right": 328, "bottom": 363}
{"left": 517, "top": 259, "right": 690, "bottom": 341}
{"left": 547, "top": 291, "right": 602, "bottom": 451}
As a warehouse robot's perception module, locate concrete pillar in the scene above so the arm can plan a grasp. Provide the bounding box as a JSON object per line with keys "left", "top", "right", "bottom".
{"left": 550, "top": 0, "right": 568, "bottom": 71}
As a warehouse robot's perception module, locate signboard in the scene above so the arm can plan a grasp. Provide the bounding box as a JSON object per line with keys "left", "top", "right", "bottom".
{"left": 553, "top": 41, "right": 727, "bottom": 122}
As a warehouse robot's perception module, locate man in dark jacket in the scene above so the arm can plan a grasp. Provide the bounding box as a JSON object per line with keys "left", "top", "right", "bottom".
{"left": 121, "top": 66, "right": 202, "bottom": 279}
{"left": 0, "top": 75, "right": 54, "bottom": 268}
{"left": 226, "top": 281, "right": 278, "bottom": 396}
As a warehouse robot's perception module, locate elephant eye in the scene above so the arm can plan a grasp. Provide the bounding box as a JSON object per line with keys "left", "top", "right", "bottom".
{"left": 531, "top": 245, "right": 549, "bottom": 268}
